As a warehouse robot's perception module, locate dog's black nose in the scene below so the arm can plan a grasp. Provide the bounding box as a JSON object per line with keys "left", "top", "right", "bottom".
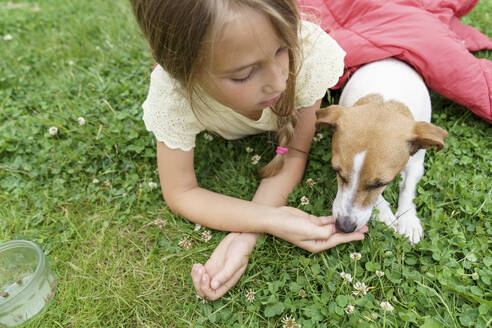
{"left": 335, "top": 217, "right": 356, "bottom": 233}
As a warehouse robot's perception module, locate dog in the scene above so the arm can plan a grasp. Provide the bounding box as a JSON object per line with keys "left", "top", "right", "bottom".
{"left": 316, "top": 58, "right": 448, "bottom": 244}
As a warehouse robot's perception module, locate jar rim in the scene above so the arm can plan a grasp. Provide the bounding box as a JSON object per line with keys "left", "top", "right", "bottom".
{"left": 0, "top": 240, "right": 46, "bottom": 308}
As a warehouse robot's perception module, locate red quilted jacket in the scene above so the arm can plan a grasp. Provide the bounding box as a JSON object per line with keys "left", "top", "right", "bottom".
{"left": 298, "top": 0, "right": 492, "bottom": 123}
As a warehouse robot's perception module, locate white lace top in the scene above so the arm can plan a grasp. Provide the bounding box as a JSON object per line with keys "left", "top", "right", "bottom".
{"left": 142, "top": 20, "right": 346, "bottom": 151}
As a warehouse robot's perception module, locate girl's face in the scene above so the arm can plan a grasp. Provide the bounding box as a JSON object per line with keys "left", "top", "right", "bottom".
{"left": 197, "top": 8, "right": 290, "bottom": 120}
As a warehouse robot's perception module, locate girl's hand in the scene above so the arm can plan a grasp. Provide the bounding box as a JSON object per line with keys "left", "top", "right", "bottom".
{"left": 269, "top": 206, "right": 368, "bottom": 253}
{"left": 191, "top": 232, "right": 257, "bottom": 301}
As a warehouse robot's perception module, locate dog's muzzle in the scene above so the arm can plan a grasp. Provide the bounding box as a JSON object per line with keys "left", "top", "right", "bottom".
{"left": 335, "top": 216, "right": 357, "bottom": 233}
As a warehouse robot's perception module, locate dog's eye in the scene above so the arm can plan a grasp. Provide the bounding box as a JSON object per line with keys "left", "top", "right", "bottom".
{"left": 332, "top": 167, "right": 348, "bottom": 184}
{"left": 336, "top": 172, "right": 348, "bottom": 184}
{"left": 366, "top": 181, "right": 388, "bottom": 190}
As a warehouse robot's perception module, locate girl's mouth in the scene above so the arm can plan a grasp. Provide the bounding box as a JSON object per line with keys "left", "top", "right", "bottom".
{"left": 260, "top": 94, "right": 281, "bottom": 107}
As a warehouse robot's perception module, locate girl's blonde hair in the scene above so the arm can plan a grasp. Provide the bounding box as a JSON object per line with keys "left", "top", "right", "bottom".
{"left": 130, "top": 0, "right": 301, "bottom": 178}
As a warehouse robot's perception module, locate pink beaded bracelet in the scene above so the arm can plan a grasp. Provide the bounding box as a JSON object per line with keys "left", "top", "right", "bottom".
{"left": 276, "top": 146, "right": 288, "bottom": 155}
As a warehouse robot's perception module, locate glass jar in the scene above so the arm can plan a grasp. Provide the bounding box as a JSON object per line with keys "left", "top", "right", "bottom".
{"left": 0, "top": 240, "right": 57, "bottom": 327}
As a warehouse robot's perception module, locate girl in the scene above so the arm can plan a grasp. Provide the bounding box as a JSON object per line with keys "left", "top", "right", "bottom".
{"left": 130, "top": 0, "right": 368, "bottom": 301}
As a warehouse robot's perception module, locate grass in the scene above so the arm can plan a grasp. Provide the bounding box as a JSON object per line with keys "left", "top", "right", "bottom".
{"left": 0, "top": 0, "right": 491, "bottom": 327}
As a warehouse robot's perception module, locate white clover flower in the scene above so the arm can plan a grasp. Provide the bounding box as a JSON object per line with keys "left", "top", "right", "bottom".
{"left": 350, "top": 252, "right": 361, "bottom": 261}
{"left": 281, "top": 315, "right": 301, "bottom": 328}
{"left": 178, "top": 237, "right": 192, "bottom": 250}
{"left": 3, "top": 34, "right": 13, "bottom": 41}
{"left": 471, "top": 272, "right": 479, "bottom": 280}
{"left": 201, "top": 230, "right": 212, "bottom": 242}
{"left": 340, "top": 272, "right": 353, "bottom": 283}
{"left": 49, "top": 126, "right": 58, "bottom": 135}
{"left": 68, "top": 60, "right": 74, "bottom": 66}
{"left": 104, "top": 180, "right": 111, "bottom": 187}
{"left": 371, "top": 313, "right": 379, "bottom": 319}
{"left": 352, "top": 281, "right": 368, "bottom": 296}
{"left": 346, "top": 305, "right": 355, "bottom": 314}
{"left": 245, "top": 146, "right": 253, "bottom": 153}
{"left": 148, "top": 182, "right": 158, "bottom": 189}
{"left": 298, "top": 289, "right": 306, "bottom": 297}
{"left": 153, "top": 219, "right": 166, "bottom": 228}
{"left": 203, "top": 132, "right": 213, "bottom": 141}
{"left": 380, "top": 301, "right": 394, "bottom": 311}
{"left": 313, "top": 133, "right": 323, "bottom": 142}
{"left": 77, "top": 117, "right": 86, "bottom": 125}
{"left": 300, "top": 196, "right": 309, "bottom": 206}
{"left": 251, "top": 154, "right": 261, "bottom": 165}
{"left": 376, "top": 270, "right": 385, "bottom": 277}
{"left": 92, "top": 178, "right": 100, "bottom": 184}
{"left": 305, "top": 178, "right": 316, "bottom": 187}
{"left": 194, "top": 224, "right": 201, "bottom": 231}
{"left": 245, "top": 289, "right": 256, "bottom": 303}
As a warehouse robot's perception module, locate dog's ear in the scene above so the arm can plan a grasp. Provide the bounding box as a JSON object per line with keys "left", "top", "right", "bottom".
{"left": 316, "top": 105, "right": 344, "bottom": 131}
{"left": 408, "top": 121, "right": 448, "bottom": 155}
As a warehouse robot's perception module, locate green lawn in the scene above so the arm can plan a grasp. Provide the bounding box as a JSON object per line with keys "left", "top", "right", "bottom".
{"left": 0, "top": 1, "right": 491, "bottom": 327}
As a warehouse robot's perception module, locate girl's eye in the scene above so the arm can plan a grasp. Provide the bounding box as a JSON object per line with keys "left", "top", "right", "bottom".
{"left": 231, "top": 75, "right": 251, "bottom": 83}
{"left": 231, "top": 68, "right": 256, "bottom": 83}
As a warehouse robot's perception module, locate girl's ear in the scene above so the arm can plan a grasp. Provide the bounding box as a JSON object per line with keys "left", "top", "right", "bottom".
{"left": 316, "top": 105, "right": 344, "bottom": 131}
{"left": 409, "top": 121, "right": 448, "bottom": 154}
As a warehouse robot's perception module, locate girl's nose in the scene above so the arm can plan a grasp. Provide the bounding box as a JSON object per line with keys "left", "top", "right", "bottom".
{"left": 263, "top": 61, "right": 287, "bottom": 94}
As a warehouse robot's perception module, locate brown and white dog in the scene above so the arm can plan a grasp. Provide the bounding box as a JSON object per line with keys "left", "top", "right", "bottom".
{"left": 316, "top": 58, "right": 448, "bottom": 244}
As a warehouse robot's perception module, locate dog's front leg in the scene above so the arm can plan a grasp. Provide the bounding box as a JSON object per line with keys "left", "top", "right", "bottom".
{"left": 375, "top": 195, "right": 397, "bottom": 229}
{"left": 395, "top": 150, "right": 426, "bottom": 244}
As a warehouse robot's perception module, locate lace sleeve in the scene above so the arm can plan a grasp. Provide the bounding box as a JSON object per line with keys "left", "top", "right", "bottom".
{"left": 295, "top": 21, "right": 346, "bottom": 109}
{"left": 142, "top": 66, "right": 204, "bottom": 151}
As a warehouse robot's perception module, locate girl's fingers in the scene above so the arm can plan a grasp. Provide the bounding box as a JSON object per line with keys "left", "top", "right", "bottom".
{"left": 210, "top": 259, "right": 242, "bottom": 290}
{"left": 302, "top": 229, "right": 367, "bottom": 253}
{"left": 326, "top": 231, "right": 366, "bottom": 247}
{"left": 191, "top": 264, "right": 201, "bottom": 285}
{"left": 205, "top": 263, "right": 248, "bottom": 300}
{"left": 317, "top": 216, "right": 335, "bottom": 225}
{"left": 198, "top": 271, "right": 226, "bottom": 301}
{"left": 310, "top": 224, "right": 336, "bottom": 240}
{"left": 199, "top": 272, "right": 213, "bottom": 297}
{"left": 191, "top": 264, "right": 206, "bottom": 299}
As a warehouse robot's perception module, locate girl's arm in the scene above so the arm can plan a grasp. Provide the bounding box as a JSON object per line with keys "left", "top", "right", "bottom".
{"left": 253, "top": 99, "right": 321, "bottom": 206}
{"left": 156, "top": 143, "right": 278, "bottom": 233}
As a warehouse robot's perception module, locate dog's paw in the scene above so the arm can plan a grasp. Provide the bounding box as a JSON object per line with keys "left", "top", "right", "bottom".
{"left": 375, "top": 203, "right": 397, "bottom": 229}
{"left": 395, "top": 212, "right": 423, "bottom": 245}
